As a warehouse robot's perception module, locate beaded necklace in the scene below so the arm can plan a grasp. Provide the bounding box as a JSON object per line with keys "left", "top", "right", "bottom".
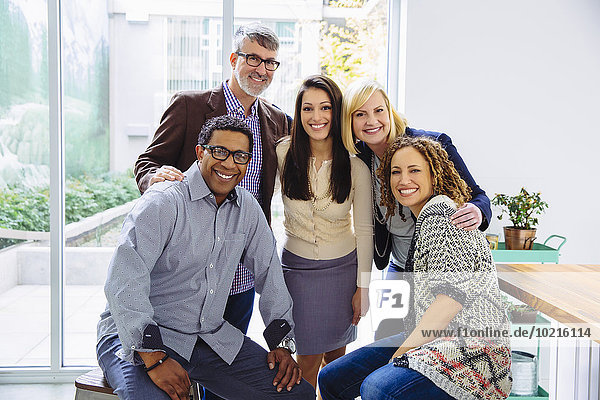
{"left": 371, "top": 153, "right": 392, "bottom": 258}
{"left": 308, "top": 178, "right": 333, "bottom": 211}
{"left": 371, "top": 154, "right": 388, "bottom": 225}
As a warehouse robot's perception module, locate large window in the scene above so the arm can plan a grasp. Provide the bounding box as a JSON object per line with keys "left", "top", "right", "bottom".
{"left": 61, "top": 0, "right": 118, "bottom": 367}
{"left": 167, "top": 17, "right": 222, "bottom": 92}
{"left": 0, "top": 0, "right": 51, "bottom": 368}
{"left": 234, "top": 0, "right": 389, "bottom": 114}
{"left": 0, "top": 0, "right": 399, "bottom": 380}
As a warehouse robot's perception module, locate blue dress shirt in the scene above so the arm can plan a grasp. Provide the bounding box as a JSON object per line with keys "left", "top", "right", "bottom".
{"left": 97, "top": 162, "right": 294, "bottom": 365}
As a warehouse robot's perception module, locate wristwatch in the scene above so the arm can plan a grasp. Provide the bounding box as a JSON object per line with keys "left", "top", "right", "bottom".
{"left": 276, "top": 337, "right": 296, "bottom": 354}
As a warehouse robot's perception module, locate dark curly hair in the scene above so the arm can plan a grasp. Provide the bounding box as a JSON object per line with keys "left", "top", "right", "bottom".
{"left": 197, "top": 115, "right": 253, "bottom": 151}
{"left": 376, "top": 136, "right": 472, "bottom": 219}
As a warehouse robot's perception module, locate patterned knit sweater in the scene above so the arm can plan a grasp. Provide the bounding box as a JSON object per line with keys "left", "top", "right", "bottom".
{"left": 398, "top": 195, "right": 512, "bottom": 400}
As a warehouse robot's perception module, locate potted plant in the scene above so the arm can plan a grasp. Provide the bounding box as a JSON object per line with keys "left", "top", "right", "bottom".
{"left": 502, "top": 295, "right": 538, "bottom": 324}
{"left": 491, "top": 188, "right": 548, "bottom": 250}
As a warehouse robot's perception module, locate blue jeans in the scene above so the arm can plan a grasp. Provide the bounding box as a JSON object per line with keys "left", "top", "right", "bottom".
{"left": 97, "top": 334, "right": 314, "bottom": 400}
{"left": 203, "top": 288, "right": 255, "bottom": 400}
{"left": 97, "top": 334, "right": 170, "bottom": 400}
{"left": 385, "top": 258, "right": 404, "bottom": 280}
{"left": 318, "top": 333, "right": 455, "bottom": 400}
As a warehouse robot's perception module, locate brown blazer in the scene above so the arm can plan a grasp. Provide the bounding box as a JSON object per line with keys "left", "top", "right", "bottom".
{"left": 134, "top": 86, "right": 289, "bottom": 223}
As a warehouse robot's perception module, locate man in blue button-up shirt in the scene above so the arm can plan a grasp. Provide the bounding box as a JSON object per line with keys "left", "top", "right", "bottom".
{"left": 97, "top": 116, "right": 314, "bottom": 400}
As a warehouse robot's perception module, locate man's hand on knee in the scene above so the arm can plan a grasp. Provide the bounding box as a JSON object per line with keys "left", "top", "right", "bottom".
{"left": 139, "top": 351, "right": 191, "bottom": 400}
{"left": 267, "top": 348, "right": 303, "bottom": 392}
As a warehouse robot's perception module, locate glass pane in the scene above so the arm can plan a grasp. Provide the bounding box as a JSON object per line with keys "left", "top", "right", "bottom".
{"left": 168, "top": 16, "right": 223, "bottom": 91}
{"left": 61, "top": 0, "right": 223, "bottom": 367}
{"left": 0, "top": 0, "right": 51, "bottom": 367}
{"left": 235, "top": 0, "right": 389, "bottom": 114}
{"left": 319, "top": 0, "right": 389, "bottom": 89}
{"left": 234, "top": 0, "right": 390, "bottom": 351}
{"left": 60, "top": 0, "right": 112, "bottom": 367}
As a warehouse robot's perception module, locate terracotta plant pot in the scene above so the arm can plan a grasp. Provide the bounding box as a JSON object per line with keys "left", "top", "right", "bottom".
{"left": 504, "top": 227, "right": 537, "bottom": 250}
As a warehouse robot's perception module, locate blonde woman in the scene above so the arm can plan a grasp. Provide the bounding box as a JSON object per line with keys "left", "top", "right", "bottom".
{"left": 276, "top": 75, "right": 373, "bottom": 390}
{"left": 341, "top": 79, "right": 491, "bottom": 276}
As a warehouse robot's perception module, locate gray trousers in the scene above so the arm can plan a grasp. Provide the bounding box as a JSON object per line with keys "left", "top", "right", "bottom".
{"left": 97, "top": 334, "right": 315, "bottom": 400}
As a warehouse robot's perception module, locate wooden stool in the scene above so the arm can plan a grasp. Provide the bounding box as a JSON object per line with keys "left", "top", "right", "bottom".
{"left": 74, "top": 367, "right": 203, "bottom": 399}
{"left": 74, "top": 367, "right": 117, "bottom": 399}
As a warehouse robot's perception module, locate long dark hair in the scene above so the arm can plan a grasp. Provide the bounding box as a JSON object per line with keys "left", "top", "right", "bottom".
{"left": 282, "top": 75, "right": 351, "bottom": 203}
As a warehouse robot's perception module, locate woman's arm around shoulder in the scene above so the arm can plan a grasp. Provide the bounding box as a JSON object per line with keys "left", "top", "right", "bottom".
{"left": 407, "top": 127, "right": 491, "bottom": 230}
{"left": 436, "top": 133, "right": 491, "bottom": 230}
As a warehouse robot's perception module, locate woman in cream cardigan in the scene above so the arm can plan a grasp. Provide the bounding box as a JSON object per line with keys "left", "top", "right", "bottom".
{"left": 276, "top": 75, "right": 373, "bottom": 391}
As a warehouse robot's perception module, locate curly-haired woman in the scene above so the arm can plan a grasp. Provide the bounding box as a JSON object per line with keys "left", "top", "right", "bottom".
{"left": 318, "top": 136, "right": 511, "bottom": 400}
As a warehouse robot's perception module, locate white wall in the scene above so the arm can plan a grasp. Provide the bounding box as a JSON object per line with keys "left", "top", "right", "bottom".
{"left": 403, "top": 0, "right": 600, "bottom": 263}
{"left": 109, "top": 14, "right": 169, "bottom": 173}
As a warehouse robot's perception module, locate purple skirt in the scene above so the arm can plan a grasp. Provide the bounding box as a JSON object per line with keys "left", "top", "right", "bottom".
{"left": 281, "top": 248, "right": 357, "bottom": 355}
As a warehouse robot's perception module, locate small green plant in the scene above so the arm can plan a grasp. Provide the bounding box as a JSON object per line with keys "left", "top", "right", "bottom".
{"left": 491, "top": 188, "right": 548, "bottom": 230}
{"left": 501, "top": 294, "right": 537, "bottom": 323}
{"left": 505, "top": 302, "right": 536, "bottom": 314}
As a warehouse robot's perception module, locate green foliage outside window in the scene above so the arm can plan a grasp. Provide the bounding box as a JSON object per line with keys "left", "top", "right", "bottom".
{"left": 0, "top": 0, "right": 34, "bottom": 109}
{"left": 320, "top": 0, "right": 387, "bottom": 89}
{"left": 0, "top": 172, "right": 139, "bottom": 249}
{"left": 328, "top": 0, "right": 366, "bottom": 7}
{"left": 0, "top": 0, "right": 110, "bottom": 179}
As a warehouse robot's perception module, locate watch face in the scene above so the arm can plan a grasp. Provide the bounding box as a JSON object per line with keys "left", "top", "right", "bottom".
{"left": 284, "top": 338, "right": 296, "bottom": 353}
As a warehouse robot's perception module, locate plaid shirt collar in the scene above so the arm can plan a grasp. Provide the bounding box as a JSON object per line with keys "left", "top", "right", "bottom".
{"left": 223, "top": 81, "right": 259, "bottom": 120}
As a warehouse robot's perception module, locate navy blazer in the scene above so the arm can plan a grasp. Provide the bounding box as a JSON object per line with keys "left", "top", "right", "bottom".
{"left": 356, "top": 127, "right": 492, "bottom": 270}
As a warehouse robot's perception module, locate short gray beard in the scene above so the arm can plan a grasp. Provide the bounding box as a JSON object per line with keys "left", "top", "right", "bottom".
{"left": 234, "top": 68, "right": 270, "bottom": 97}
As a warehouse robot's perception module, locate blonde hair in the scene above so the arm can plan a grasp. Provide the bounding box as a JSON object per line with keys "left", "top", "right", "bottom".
{"left": 341, "top": 79, "right": 409, "bottom": 155}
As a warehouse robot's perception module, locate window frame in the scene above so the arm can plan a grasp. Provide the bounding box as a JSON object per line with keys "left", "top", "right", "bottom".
{"left": 0, "top": 0, "right": 405, "bottom": 382}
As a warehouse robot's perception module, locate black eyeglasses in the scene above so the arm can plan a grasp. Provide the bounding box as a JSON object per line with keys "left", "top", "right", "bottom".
{"left": 235, "top": 52, "right": 280, "bottom": 71}
{"left": 202, "top": 145, "right": 252, "bottom": 165}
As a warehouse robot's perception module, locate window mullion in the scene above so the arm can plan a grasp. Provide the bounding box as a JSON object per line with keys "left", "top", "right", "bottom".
{"left": 222, "top": 0, "right": 234, "bottom": 80}
{"left": 387, "top": 0, "right": 407, "bottom": 113}
{"left": 48, "top": 0, "right": 66, "bottom": 372}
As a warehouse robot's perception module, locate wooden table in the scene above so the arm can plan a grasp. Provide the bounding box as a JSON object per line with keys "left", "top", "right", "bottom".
{"left": 496, "top": 263, "right": 600, "bottom": 344}
{"left": 497, "top": 264, "right": 600, "bottom": 399}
